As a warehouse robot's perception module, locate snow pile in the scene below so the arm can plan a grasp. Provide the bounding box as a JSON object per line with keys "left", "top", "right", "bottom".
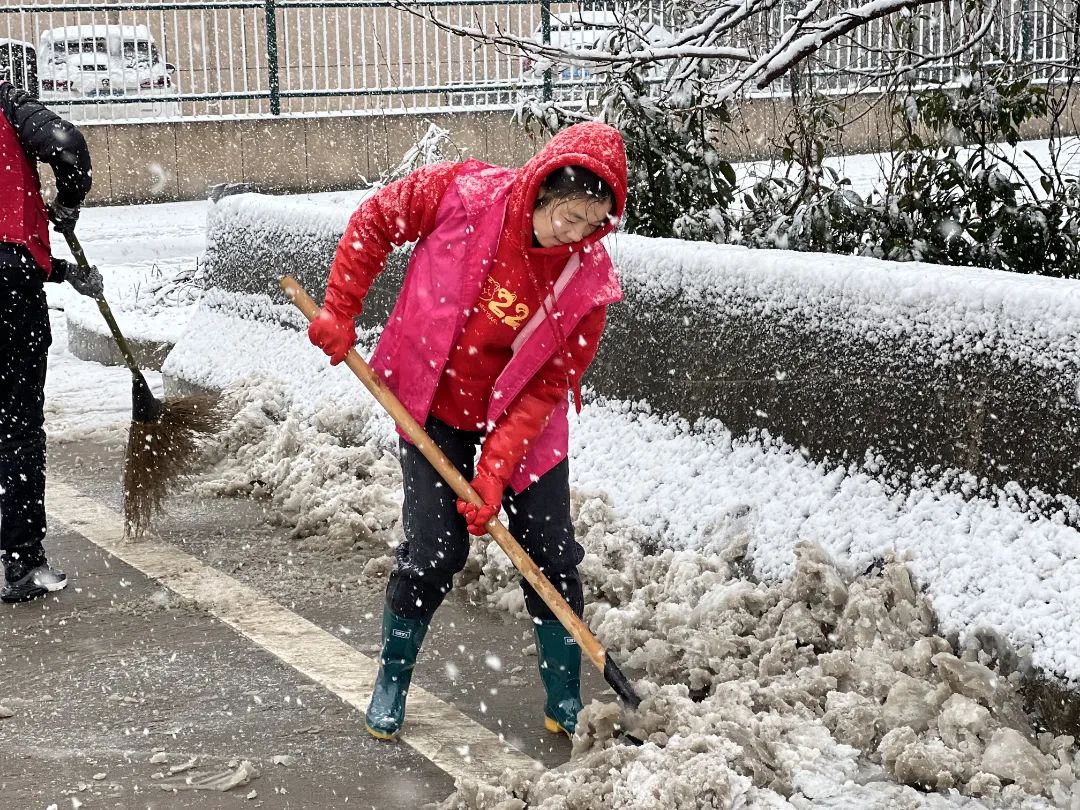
{"left": 170, "top": 312, "right": 1080, "bottom": 804}
{"left": 191, "top": 376, "right": 402, "bottom": 556}
{"left": 178, "top": 370, "right": 1080, "bottom": 806}
{"left": 167, "top": 286, "right": 1080, "bottom": 687}
{"left": 442, "top": 541, "right": 1080, "bottom": 809}
{"left": 567, "top": 405, "right": 1080, "bottom": 685}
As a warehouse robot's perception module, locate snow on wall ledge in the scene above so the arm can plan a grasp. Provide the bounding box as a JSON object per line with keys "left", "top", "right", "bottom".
{"left": 203, "top": 192, "right": 407, "bottom": 328}
{"left": 596, "top": 235, "right": 1080, "bottom": 499}
{"left": 204, "top": 193, "right": 352, "bottom": 300}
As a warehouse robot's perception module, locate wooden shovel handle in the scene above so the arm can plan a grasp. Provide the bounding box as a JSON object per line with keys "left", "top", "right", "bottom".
{"left": 281, "top": 277, "right": 608, "bottom": 670}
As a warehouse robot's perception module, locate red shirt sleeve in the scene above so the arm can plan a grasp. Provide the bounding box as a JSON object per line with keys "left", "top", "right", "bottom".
{"left": 477, "top": 306, "right": 607, "bottom": 486}
{"left": 322, "top": 161, "right": 462, "bottom": 318}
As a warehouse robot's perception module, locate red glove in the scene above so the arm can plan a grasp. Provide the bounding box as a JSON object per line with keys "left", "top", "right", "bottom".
{"left": 457, "top": 472, "right": 505, "bottom": 536}
{"left": 308, "top": 307, "right": 356, "bottom": 366}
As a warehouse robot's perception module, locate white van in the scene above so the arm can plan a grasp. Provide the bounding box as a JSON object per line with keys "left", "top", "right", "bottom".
{"left": 521, "top": 11, "right": 671, "bottom": 92}
{"left": 38, "top": 25, "right": 179, "bottom": 121}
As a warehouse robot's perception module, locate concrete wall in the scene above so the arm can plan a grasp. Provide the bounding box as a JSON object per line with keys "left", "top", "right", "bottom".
{"left": 64, "top": 101, "right": 844, "bottom": 206}
{"left": 64, "top": 110, "right": 543, "bottom": 206}
{"left": 56, "top": 90, "right": 1080, "bottom": 206}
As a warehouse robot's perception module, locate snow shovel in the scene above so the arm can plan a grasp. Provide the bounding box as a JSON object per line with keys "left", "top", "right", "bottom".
{"left": 281, "top": 276, "right": 643, "bottom": 713}
{"left": 62, "top": 231, "right": 221, "bottom": 536}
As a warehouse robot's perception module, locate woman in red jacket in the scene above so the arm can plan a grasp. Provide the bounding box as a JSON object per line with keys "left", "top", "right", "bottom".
{"left": 309, "top": 123, "right": 627, "bottom": 739}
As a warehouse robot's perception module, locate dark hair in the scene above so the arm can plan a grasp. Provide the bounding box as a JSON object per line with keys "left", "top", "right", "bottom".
{"left": 536, "top": 165, "right": 615, "bottom": 210}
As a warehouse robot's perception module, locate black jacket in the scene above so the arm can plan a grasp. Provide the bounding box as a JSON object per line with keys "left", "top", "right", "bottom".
{"left": 0, "top": 80, "right": 92, "bottom": 207}
{"left": 0, "top": 81, "right": 92, "bottom": 281}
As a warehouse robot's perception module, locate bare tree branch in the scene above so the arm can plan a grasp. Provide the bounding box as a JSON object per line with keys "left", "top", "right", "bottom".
{"left": 391, "top": 0, "right": 1003, "bottom": 108}
{"left": 807, "top": 9, "right": 997, "bottom": 84}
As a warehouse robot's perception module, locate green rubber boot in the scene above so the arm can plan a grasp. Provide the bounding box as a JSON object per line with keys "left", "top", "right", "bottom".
{"left": 534, "top": 620, "right": 584, "bottom": 737}
{"left": 365, "top": 605, "right": 430, "bottom": 739}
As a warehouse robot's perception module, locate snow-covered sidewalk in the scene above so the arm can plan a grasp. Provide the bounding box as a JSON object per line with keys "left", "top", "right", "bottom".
{"left": 41, "top": 201, "right": 205, "bottom": 441}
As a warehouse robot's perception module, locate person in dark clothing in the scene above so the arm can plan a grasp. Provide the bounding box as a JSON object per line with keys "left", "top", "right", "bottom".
{"left": 0, "top": 79, "right": 100, "bottom": 604}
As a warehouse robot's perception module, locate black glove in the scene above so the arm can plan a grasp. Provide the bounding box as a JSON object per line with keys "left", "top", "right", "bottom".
{"left": 52, "top": 257, "right": 104, "bottom": 298}
{"left": 47, "top": 200, "right": 81, "bottom": 235}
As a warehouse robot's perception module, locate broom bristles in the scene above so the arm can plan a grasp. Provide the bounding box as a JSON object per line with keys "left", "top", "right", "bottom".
{"left": 123, "top": 394, "right": 223, "bottom": 538}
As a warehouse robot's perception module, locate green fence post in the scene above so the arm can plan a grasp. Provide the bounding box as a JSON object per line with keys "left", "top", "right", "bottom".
{"left": 541, "top": 0, "right": 552, "bottom": 101}
{"left": 265, "top": 0, "right": 281, "bottom": 115}
{"left": 1020, "top": 0, "right": 1034, "bottom": 63}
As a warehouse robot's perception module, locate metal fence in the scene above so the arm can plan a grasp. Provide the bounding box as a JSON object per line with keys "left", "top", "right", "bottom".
{"left": 782, "top": 0, "right": 1078, "bottom": 93}
{"left": 0, "top": 0, "right": 1074, "bottom": 124}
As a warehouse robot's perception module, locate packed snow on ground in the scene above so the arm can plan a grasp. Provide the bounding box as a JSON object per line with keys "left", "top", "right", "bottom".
{"left": 53, "top": 199, "right": 210, "bottom": 340}
{"left": 733, "top": 136, "right": 1080, "bottom": 201}
{"left": 40, "top": 200, "right": 206, "bottom": 440}
{"left": 54, "top": 190, "right": 366, "bottom": 345}
{"left": 42, "top": 306, "right": 165, "bottom": 443}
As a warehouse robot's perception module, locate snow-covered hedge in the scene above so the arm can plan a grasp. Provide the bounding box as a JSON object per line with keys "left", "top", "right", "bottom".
{"left": 205, "top": 193, "right": 348, "bottom": 299}
{"left": 197, "top": 193, "right": 1080, "bottom": 500}
{"left": 598, "top": 235, "right": 1080, "bottom": 500}
{"left": 204, "top": 192, "right": 408, "bottom": 327}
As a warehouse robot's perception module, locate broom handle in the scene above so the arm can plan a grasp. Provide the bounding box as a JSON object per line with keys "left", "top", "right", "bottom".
{"left": 62, "top": 231, "right": 142, "bottom": 377}
{"left": 280, "top": 277, "right": 611, "bottom": 671}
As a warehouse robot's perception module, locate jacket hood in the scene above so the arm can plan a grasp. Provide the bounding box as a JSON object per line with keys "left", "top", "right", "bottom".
{"left": 506, "top": 122, "right": 628, "bottom": 258}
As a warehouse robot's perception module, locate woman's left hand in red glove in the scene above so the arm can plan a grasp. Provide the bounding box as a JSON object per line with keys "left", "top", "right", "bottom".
{"left": 456, "top": 472, "right": 505, "bottom": 536}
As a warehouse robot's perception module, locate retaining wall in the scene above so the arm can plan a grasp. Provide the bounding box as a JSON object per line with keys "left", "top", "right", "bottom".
{"left": 55, "top": 91, "right": 1080, "bottom": 206}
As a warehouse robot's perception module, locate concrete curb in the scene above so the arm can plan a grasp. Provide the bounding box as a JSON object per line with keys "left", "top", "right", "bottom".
{"left": 66, "top": 314, "right": 174, "bottom": 372}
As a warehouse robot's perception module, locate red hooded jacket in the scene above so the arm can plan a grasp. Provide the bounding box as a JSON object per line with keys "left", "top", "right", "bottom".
{"left": 324, "top": 123, "right": 627, "bottom": 487}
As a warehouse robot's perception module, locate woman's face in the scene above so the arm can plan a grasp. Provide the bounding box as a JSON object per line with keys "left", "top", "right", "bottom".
{"left": 532, "top": 195, "right": 614, "bottom": 248}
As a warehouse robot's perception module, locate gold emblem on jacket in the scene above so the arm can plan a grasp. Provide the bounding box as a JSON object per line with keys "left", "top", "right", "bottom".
{"left": 479, "top": 276, "right": 530, "bottom": 329}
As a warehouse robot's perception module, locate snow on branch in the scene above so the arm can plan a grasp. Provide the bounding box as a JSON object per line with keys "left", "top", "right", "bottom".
{"left": 805, "top": 9, "right": 997, "bottom": 83}
{"left": 734, "top": 0, "right": 960, "bottom": 94}
{"left": 389, "top": 0, "right": 995, "bottom": 103}
{"left": 388, "top": 3, "right": 752, "bottom": 67}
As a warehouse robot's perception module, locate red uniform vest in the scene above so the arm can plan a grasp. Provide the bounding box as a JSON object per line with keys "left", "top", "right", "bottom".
{"left": 0, "top": 107, "right": 51, "bottom": 274}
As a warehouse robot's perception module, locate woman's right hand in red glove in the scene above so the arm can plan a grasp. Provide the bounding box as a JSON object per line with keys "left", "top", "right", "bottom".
{"left": 308, "top": 308, "right": 356, "bottom": 366}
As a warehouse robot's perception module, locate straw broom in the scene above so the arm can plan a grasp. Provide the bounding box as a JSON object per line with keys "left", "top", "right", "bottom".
{"left": 63, "top": 232, "right": 221, "bottom": 536}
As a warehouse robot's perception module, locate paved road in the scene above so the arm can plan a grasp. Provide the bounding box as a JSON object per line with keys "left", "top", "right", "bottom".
{"left": 0, "top": 438, "right": 611, "bottom": 809}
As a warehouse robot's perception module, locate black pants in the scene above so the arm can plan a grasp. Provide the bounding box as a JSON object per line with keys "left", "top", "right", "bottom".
{"left": 0, "top": 258, "right": 51, "bottom": 566}
{"left": 387, "top": 416, "right": 585, "bottom": 622}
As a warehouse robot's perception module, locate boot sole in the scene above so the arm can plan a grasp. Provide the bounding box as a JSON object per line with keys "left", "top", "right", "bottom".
{"left": 544, "top": 716, "right": 572, "bottom": 737}
{"left": 365, "top": 724, "right": 397, "bottom": 741}
{"left": 1, "top": 585, "right": 48, "bottom": 604}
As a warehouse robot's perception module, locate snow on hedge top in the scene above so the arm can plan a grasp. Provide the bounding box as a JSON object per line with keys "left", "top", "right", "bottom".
{"left": 207, "top": 191, "right": 357, "bottom": 245}
{"left": 609, "top": 234, "right": 1080, "bottom": 374}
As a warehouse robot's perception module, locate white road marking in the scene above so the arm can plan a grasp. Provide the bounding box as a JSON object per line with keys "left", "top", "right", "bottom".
{"left": 47, "top": 481, "right": 543, "bottom": 784}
